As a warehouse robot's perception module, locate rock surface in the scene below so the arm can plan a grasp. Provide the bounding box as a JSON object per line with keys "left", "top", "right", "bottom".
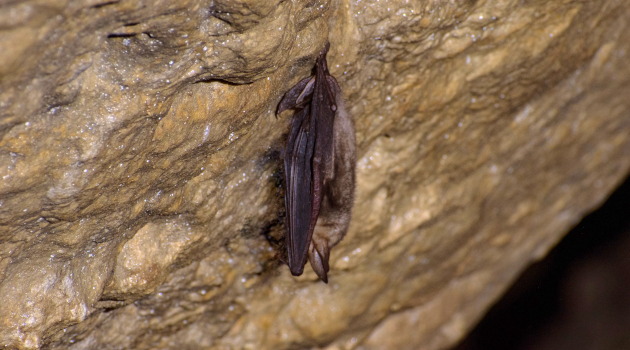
{"left": 0, "top": 0, "right": 629, "bottom": 349}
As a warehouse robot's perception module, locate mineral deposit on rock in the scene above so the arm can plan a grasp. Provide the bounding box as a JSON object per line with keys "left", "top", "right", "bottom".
{"left": 0, "top": 0, "right": 629, "bottom": 349}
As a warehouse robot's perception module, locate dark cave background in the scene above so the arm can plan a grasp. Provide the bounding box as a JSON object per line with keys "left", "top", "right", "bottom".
{"left": 455, "top": 175, "right": 630, "bottom": 350}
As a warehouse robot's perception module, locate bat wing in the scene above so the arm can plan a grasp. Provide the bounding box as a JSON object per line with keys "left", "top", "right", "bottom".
{"left": 277, "top": 76, "right": 314, "bottom": 115}
{"left": 284, "top": 105, "right": 317, "bottom": 275}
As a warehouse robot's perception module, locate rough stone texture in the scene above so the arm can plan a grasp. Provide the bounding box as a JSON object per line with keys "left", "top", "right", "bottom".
{"left": 0, "top": 0, "right": 628, "bottom": 349}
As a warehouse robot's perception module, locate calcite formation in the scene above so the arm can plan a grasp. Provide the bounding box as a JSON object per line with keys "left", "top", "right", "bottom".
{"left": 0, "top": 0, "right": 629, "bottom": 349}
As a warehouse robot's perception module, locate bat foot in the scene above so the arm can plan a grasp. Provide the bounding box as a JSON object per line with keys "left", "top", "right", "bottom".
{"left": 309, "top": 242, "right": 330, "bottom": 283}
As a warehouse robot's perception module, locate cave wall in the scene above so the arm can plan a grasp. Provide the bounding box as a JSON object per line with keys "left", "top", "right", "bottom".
{"left": 1, "top": 0, "right": 629, "bottom": 349}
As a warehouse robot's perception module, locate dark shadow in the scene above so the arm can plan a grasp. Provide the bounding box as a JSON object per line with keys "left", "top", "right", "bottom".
{"left": 454, "top": 174, "right": 630, "bottom": 350}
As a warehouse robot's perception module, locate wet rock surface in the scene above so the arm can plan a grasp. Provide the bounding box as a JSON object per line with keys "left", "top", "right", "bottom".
{"left": 0, "top": 0, "right": 629, "bottom": 349}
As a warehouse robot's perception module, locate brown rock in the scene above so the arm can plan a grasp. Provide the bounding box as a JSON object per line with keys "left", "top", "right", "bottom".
{"left": 0, "top": 0, "right": 628, "bottom": 349}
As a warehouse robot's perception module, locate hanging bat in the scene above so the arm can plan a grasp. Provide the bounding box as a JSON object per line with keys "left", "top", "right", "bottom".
{"left": 277, "top": 43, "right": 356, "bottom": 283}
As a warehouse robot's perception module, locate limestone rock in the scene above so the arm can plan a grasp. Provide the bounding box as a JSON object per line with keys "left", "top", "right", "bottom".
{"left": 0, "top": 0, "right": 629, "bottom": 349}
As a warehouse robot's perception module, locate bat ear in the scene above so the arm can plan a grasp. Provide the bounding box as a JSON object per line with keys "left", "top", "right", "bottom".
{"left": 309, "top": 242, "right": 331, "bottom": 283}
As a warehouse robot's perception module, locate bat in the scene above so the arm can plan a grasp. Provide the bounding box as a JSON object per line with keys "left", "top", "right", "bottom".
{"left": 277, "top": 43, "right": 356, "bottom": 283}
